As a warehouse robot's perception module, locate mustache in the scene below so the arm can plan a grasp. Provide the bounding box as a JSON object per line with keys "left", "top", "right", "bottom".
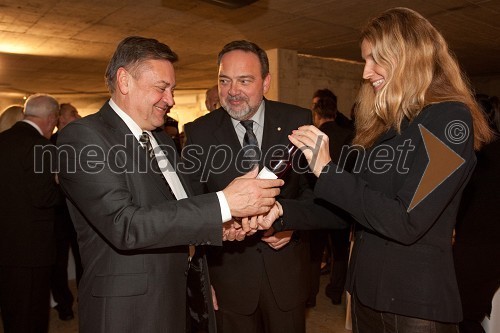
{"left": 226, "top": 96, "right": 247, "bottom": 102}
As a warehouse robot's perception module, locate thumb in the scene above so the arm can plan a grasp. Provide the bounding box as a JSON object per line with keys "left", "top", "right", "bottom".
{"left": 240, "top": 165, "right": 259, "bottom": 179}
{"left": 262, "top": 227, "right": 275, "bottom": 238}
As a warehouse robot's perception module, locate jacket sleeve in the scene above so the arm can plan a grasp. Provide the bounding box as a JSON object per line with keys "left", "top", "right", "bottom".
{"left": 314, "top": 103, "right": 476, "bottom": 244}
{"left": 57, "top": 121, "right": 223, "bottom": 251}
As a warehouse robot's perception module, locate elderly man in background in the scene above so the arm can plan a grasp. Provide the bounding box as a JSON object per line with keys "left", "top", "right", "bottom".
{"left": 50, "top": 102, "right": 82, "bottom": 321}
{"left": 0, "top": 94, "right": 61, "bottom": 333}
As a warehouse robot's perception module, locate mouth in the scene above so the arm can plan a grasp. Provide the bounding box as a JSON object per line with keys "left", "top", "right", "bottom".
{"left": 155, "top": 105, "right": 169, "bottom": 113}
{"left": 372, "top": 79, "right": 385, "bottom": 90}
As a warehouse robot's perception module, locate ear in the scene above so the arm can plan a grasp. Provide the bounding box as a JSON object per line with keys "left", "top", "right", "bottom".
{"left": 263, "top": 73, "right": 271, "bottom": 94}
{"left": 116, "top": 67, "right": 130, "bottom": 95}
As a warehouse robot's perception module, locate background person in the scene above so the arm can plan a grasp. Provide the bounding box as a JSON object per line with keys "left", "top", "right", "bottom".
{"left": 0, "top": 105, "right": 24, "bottom": 132}
{"left": 308, "top": 89, "right": 354, "bottom": 307}
{"left": 205, "top": 84, "right": 220, "bottom": 112}
{"left": 50, "top": 103, "right": 82, "bottom": 321}
{"left": 0, "top": 94, "right": 61, "bottom": 333}
{"left": 453, "top": 94, "right": 500, "bottom": 333}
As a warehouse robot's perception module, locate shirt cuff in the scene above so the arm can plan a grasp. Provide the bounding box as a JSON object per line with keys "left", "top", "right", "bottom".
{"left": 216, "top": 191, "right": 232, "bottom": 223}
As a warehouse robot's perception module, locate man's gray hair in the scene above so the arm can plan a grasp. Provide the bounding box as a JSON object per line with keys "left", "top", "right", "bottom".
{"left": 24, "top": 93, "right": 59, "bottom": 118}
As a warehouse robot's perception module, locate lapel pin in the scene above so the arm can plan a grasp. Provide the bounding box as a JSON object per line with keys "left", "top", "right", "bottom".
{"left": 277, "top": 127, "right": 281, "bottom": 131}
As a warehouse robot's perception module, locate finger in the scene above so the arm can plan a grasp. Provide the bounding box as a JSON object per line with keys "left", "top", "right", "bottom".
{"left": 227, "top": 227, "right": 236, "bottom": 241}
{"left": 258, "top": 178, "right": 284, "bottom": 189}
{"left": 249, "top": 215, "right": 258, "bottom": 230}
{"left": 247, "top": 229, "right": 258, "bottom": 236}
{"left": 240, "top": 216, "right": 251, "bottom": 233}
{"left": 262, "top": 236, "right": 279, "bottom": 243}
{"left": 211, "top": 286, "right": 218, "bottom": 311}
{"left": 236, "top": 229, "right": 246, "bottom": 241}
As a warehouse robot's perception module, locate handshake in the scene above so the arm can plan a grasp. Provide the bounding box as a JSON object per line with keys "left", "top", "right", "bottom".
{"left": 220, "top": 167, "right": 292, "bottom": 250}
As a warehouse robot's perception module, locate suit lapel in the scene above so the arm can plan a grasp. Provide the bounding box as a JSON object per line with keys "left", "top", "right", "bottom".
{"left": 99, "top": 102, "right": 173, "bottom": 199}
{"left": 261, "top": 99, "right": 289, "bottom": 153}
{"left": 213, "top": 110, "right": 245, "bottom": 178}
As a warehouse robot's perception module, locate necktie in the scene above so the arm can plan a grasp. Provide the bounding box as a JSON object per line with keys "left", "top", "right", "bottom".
{"left": 240, "top": 120, "right": 261, "bottom": 169}
{"left": 139, "top": 132, "right": 176, "bottom": 198}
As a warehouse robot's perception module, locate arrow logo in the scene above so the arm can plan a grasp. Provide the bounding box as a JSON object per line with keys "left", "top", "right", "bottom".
{"left": 408, "top": 124, "right": 465, "bottom": 211}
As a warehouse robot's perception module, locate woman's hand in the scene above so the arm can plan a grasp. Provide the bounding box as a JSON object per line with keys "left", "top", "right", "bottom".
{"left": 288, "top": 125, "right": 332, "bottom": 177}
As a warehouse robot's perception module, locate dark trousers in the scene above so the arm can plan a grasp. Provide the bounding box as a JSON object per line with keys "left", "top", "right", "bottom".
{"left": 0, "top": 266, "right": 52, "bottom": 333}
{"left": 215, "top": 269, "right": 305, "bottom": 333}
{"left": 309, "top": 228, "right": 350, "bottom": 302}
{"left": 352, "top": 291, "right": 459, "bottom": 333}
{"left": 51, "top": 236, "right": 77, "bottom": 312}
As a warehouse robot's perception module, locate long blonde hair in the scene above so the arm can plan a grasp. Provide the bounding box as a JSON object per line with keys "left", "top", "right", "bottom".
{"left": 0, "top": 105, "right": 24, "bottom": 133}
{"left": 353, "top": 7, "right": 493, "bottom": 150}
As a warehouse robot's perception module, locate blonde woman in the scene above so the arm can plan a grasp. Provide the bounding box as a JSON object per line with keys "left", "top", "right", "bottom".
{"left": 278, "top": 7, "right": 493, "bottom": 333}
{"left": 0, "top": 105, "right": 24, "bottom": 132}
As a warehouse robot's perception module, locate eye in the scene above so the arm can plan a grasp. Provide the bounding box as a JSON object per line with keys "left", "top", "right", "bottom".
{"left": 219, "top": 78, "right": 228, "bottom": 85}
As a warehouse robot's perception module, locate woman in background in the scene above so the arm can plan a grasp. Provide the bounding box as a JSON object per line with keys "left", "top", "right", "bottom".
{"left": 0, "top": 105, "right": 24, "bottom": 132}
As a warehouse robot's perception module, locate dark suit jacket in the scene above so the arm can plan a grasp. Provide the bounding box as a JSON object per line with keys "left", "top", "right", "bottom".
{"left": 280, "top": 102, "right": 475, "bottom": 322}
{"left": 57, "top": 101, "right": 222, "bottom": 333}
{"left": 0, "top": 121, "right": 60, "bottom": 267}
{"left": 184, "top": 99, "right": 318, "bottom": 314}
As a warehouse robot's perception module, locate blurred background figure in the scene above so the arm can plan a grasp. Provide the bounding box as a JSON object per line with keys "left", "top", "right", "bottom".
{"left": 307, "top": 89, "right": 354, "bottom": 307}
{"left": 0, "top": 105, "right": 24, "bottom": 132}
{"left": 163, "top": 114, "right": 182, "bottom": 153}
{"left": 0, "top": 94, "right": 61, "bottom": 333}
{"left": 50, "top": 103, "right": 82, "bottom": 321}
{"left": 205, "top": 84, "right": 220, "bottom": 112}
{"left": 454, "top": 93, "right": 500, "bottom": 333}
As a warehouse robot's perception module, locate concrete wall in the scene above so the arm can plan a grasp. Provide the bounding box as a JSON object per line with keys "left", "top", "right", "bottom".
{"left": 266, "top": 48, "right": 364, "bottom": 118}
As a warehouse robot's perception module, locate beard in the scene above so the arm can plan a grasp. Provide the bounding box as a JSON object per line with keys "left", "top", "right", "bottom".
{"left": 221, "top": 96, "right": 258, "bottom": 121}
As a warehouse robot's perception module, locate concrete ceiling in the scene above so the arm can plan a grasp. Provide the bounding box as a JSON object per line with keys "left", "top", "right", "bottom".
{"left": 1, "top": 0, "right": 499, "bottom": 99}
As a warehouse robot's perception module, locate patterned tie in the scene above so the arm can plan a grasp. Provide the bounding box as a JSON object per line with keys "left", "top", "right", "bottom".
{"left": 240, "top": 120, "right": 261, "bottom": 169}
{"left": 139, "top": 132, "right": 176, "bottom": 198}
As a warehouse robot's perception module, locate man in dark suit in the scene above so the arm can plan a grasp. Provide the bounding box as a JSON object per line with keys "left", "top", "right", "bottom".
{"left": 184, "top": 40, "right": 320, "bottom": 333}
{"left": 308, "top": 90, "right": 355, "bottom": 306}
{"left": 50, "top": 103, "right": 83, "bottom": 321}
{"left": 56, "top": 36, "right": 283, "bottom": 333}
{"left": 0, "top": 93, "right": 61, "bottom": 333}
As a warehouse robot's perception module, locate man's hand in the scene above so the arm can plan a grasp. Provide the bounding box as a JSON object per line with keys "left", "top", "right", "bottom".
{"left": 257, "top": 202, "right": 283, "bottom": 230}
{"left": 261, "top": 228, "right": 294, "bottom": 250}
{"left": 223, "top": 220, "right": 248, "bottom": 241}
{"left": 223, "top": 167, "right": 284, "bottom": 218}
{"left": 289, "top": 125, "right": 332, "bottom": 177}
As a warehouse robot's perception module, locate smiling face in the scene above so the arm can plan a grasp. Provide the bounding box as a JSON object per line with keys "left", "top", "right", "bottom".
{"left": 117, "top": 59, "right": 176, "bottom": 130}
{"left": 361, "top": 39, "right": 388, "bottom": 93}
{"left": 218, "top": 50, "right": 270, "bottom": 121}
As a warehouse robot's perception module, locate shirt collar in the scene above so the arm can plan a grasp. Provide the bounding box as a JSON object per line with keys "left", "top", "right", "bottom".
{"left": 108, "top": 98, "right": 146, "bottom": 141}
{"left": 22, "top": 119, "right": 43, "bottom": 136}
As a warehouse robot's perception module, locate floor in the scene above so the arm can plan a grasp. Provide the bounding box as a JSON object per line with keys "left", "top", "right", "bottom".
{"left": 1, "top": 275, "right": 351, "bottom": 333}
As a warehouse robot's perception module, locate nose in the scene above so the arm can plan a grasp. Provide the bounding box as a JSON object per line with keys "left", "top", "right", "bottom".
{"left": 362, "top": 63, "right": 372, "bottom": 80}
{"left": 228, "top": 82, "right": 239, "bottom": 96}
{"left": 163, "top": 90, "right": 175, "bottom": 107}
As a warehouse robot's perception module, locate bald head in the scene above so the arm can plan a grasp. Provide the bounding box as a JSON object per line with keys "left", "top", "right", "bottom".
{"left": 205, "top": 85, "right": 220, "bottom": 112}
{"left": 58, "top": 103, "right": 81, "bottom": 130}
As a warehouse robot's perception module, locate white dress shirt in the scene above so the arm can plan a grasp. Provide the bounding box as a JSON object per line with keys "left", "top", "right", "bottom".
{"left": 109, "top": 99, "right": 231, "bottom": 222}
